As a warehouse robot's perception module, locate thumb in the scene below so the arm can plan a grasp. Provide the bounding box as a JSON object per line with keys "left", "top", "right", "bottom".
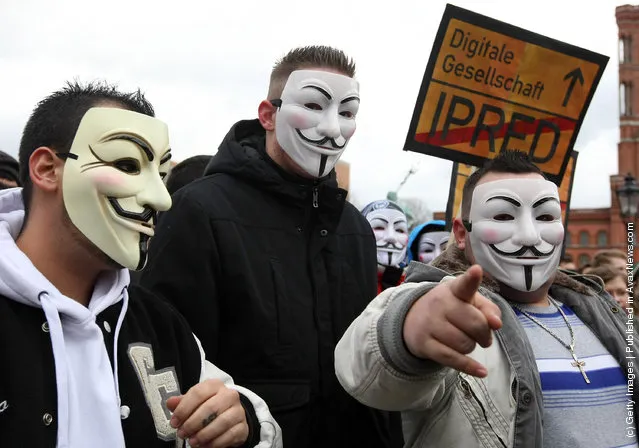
{"left": 166, "top": 395, "right": 182, "bottom": 412}
{"left": 448, "top": 264, "right": 483, "bottom": 303}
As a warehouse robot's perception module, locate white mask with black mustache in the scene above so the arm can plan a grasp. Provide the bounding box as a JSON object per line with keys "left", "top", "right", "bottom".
{"left": 274, "top": 70, "right": 360, "bottom": 178}
{"left": 363, "top": 201, "right": 409, "bottom": 267}
{"left": 467, "top": 177, "right": 564, "bottom": 292}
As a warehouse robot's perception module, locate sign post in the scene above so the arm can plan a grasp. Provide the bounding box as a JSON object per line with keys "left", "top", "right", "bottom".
{"left": 404, "top": 4, "right": 608, "bottom": 185}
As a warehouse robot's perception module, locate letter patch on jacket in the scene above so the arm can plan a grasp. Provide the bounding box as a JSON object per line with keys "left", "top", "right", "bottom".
{"left": 128, "top": 343, "right": 183, "bottom": 445}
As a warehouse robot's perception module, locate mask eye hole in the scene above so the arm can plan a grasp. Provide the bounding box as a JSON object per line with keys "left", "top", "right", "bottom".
{"left": 536, "top": 214, "right": 556, "bottom": 222}
{"left": 340, "top": 111, "right": 354, "bottom": 118}
{"left": 493, "top": 214, "right": 514, "bottom": 221}
{"left": 114, "top": 158, "right": 140, "bottom": 174}
{"left": 304, "top": 103, "right": 323, "bottom": 111}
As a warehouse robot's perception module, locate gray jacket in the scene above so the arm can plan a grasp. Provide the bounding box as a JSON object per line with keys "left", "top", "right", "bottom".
{"left": 335, "top": 245, "right": 637, "bottom": 447}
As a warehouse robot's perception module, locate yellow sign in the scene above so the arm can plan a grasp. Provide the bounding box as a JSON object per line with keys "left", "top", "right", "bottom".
{"left": 405, "top": 4, "right": 607, "bottom": 185}
{"left": 444, "top": 151, "right": 578, "bottom": 229}
{"left": 558, "top": 151, "right": 578, "bottom": 229}
{"left": 444, "top": 163, "right": 477, "bottom": 226}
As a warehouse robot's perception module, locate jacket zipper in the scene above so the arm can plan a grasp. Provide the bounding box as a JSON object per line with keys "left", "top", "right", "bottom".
{"left": 312, "top": 187, "right": 319, "bottom": 208}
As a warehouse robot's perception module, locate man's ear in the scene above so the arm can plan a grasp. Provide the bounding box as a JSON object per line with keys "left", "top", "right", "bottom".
{"left": 258, "top": 100, "right": 276, "bottom": 131}
{"left": 452, "top": 218, "right": 467, "bottom": 250}
{"left": 29, "top": 147, "right": 62, "bottom": 193}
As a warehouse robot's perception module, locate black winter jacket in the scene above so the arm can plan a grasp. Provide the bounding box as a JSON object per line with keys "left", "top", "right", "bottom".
{"left": 141, "top": 119, "right": 401, "bottom": 447}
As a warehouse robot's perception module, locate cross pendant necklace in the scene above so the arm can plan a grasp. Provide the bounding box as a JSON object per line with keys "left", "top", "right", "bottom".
{"left": 570, "top": 352, "right": 590, "bottom": 383}
{"left": 512, "top": 296, "right": 590, "bottom": 384}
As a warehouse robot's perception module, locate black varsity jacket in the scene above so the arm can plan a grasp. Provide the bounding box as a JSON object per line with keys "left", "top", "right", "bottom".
{"left": 0, "top": 285, "right": 260, "bottom": 447}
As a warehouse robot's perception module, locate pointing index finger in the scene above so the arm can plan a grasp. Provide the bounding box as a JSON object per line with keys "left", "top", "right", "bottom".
{"left": 448, "top": 264, "right": 483, "bottom": 303}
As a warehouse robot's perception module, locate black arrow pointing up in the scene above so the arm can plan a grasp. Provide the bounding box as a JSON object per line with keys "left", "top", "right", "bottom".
{"left": 562, "top": 68, "right": 585, "bottom": 107}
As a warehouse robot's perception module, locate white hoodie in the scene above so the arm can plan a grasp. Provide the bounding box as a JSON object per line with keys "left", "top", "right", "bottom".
{"left": 0, "top": 188, "right": 128, "bottom": 447}
{"left": 0, "top": 188, "right": 283, "bottom": 447}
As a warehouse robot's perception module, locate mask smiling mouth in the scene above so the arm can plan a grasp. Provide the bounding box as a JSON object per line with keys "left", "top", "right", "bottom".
{"left": 107, "top": 197, "right": 156, "bottom": 231}
{"left": 295, "top": 129, "right": 346, "bottom": 150}
{"left": 378, "top": 242, "right": 405, "bottom": 253}
{"left": 489, "top": 244, "right": 555, "bottom": 258}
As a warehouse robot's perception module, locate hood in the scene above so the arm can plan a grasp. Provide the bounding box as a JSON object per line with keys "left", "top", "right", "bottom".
{"left": 0, "top": 187, "right": 130, "bottom": 447}
{"left": 0, "top": 188, "right": 129, "bottom": 314}
{"left": 405, "top": 242, "right": 596, "bottom": 297}
{"left": 204, "top": 119, "right": 339, "bottom": 201}
{"left": 407, "top": 220, "right": 447, "bottom": 262}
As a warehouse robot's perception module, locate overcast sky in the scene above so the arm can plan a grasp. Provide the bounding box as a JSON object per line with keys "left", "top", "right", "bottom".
{"left": 0, "top": 0, "right": 628, "bottom": 213}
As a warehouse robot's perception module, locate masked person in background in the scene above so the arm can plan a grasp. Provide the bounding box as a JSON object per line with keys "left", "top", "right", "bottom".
{"left": 0, "top": 81, "right": 280, "bottom": 448}
{"left": 141, "top": 46, "right": 401, "bottom": 448}
{"left": 335, "top": 150, "right": 636, "bottom": 447}
{"left": 362, "top": 200, "right": 409, "bottom": 293}
{"left": 407, "top": 220, "right": 449, "bottom": 265}
{"left": 0, "top": 150, "right": 20, "bottom": 190}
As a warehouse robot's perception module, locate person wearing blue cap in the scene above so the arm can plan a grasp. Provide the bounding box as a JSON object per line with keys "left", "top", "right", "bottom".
{"left": 407, "top": 220, "right": 449, "bottom": 264}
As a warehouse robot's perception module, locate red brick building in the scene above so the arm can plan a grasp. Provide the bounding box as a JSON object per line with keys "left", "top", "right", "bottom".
{"left": 562, "top": 4, "right": 639, "bottom": 268}
{"left": 435, "top": 5, "right": 639, "bottom": 268}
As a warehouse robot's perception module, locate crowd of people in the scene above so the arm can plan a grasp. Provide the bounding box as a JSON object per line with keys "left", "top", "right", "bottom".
{"left": 0, "top": 44, "right": 636, "bottom": 447}
{"left": 560, "top": 250, "right": 636, "bottom": 312}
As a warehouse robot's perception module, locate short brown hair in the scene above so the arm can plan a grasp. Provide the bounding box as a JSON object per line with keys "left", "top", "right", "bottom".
{"left": 591, "top": 249, "right": 626, "bottom": 267}
{"left": 268, "top": 45, "right": 356, "bottom": 99}
{"left": 461, "top": 150, "right": 545, "bottom": 219}
{"left": 588, "top": 265, "right": 623, "bottom": 284}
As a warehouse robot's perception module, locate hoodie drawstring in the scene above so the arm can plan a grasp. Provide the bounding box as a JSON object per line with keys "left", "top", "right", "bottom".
{"left": 112, "top": 287, "right": 129, "bottom": 418}
{"left": 39, "top": 292, "right": 70, "bottom": 448}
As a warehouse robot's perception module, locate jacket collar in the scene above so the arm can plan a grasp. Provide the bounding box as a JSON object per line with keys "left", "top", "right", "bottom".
{"left": 205, "top": 119, "right": 346, "bottom": 209}
{"left": 406, "top": 243, "right": 597, "bottom": 297}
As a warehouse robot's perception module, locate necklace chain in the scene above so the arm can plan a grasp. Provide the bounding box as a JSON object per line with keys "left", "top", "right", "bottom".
{"left": 511, "top": 296, "right": 575, "bottom": 352}
{"left": 511, "top": 296, "right": 590, "bottom": 384}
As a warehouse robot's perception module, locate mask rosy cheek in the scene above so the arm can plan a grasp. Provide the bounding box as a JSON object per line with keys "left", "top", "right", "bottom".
{"left": 341, "top": 124, "right": 356, "bottom": 139}
{"left": 87, "top": 171, "right": 126, "bottom": 189}
{"left": 540, "top": 226, "right": 564, "bottom": 244}
{"left": 419, "top": 253, "right": 433, "bottom": 263}
{"left": 478, "top": 228, "right": 505, "bottom": 244}
{"left": 287, "top": 111, "right": 316, "bottom": 129}
{"left": 373, "top": 230, "right": 385, "bottom": 241}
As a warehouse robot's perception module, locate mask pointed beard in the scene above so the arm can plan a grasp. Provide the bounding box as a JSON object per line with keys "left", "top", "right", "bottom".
{"left": 467, "top": 178, "right": 564, "bottom": 292}
{"left": 378, "top": 248, "right": 406, "bottom": 268}
{"left": 137, "top": 234, "right": 151, "bottom": 270}
{"left": 318, "top": 155, "right": 328, "bottom": 178}
{"left": 524, "top": 265, "right": 533, "bottom": 291}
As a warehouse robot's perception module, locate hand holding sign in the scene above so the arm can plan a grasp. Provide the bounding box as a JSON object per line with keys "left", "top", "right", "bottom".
{"left": 403, "top": 265, "right": 502, "bottom": 377}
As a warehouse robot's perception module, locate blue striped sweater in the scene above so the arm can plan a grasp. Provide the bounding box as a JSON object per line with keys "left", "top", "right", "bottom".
{"left": 513, "top": 300, "right": 637, "bottom": 448}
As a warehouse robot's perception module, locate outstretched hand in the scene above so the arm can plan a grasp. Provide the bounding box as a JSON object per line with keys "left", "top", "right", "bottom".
{"left": 403, "top": 265, "right": 502, "bottom": 377}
